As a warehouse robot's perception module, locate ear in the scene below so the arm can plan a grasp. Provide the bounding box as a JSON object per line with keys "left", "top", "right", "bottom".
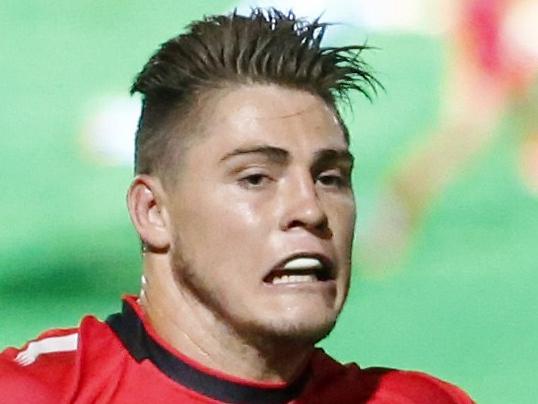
{"left": 127, "top": 175, "right": 172, "bottom": 251}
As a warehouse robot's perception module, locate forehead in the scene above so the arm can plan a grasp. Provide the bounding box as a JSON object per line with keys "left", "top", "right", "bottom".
{"left": 195, "top": 84, "right": 347, "bottom": 153}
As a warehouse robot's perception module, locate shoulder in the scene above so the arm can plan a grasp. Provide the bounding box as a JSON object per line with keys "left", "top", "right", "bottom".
{"left": 0, "top": 315, "right": 116, "bottom": 404}
{"left": 357, "top": 367, "right": 474, "bottom": 404}
{"left": 305, "top": 349, "right": 474, "bottom": 404}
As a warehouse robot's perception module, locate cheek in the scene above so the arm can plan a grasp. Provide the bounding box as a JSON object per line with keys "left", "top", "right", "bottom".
{"left": 331, "top": 198, "right": 356, "bottom": 244}
{"left": 214, "top": 185, "right": 276, "bottom": 230}
{"left": 182, "top": 191, "right": 271, "bottom": 266}
{"left": 347, "top": 208, "right": 357, "bottom": 243}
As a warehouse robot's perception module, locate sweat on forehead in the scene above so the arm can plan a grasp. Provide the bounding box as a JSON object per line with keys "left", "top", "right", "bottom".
{"left": 223, "top": 86, "right": 336, "bottom": 120}
{"left": 206, "top": 84, "right": 343, "bottom": 133}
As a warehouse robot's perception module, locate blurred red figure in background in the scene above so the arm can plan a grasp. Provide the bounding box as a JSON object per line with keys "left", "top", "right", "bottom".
{"left": 361, "top": 0, "right": 538, "bottom": 273}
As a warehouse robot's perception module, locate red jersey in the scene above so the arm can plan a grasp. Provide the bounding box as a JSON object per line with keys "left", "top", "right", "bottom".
{"left": 0, "top": 296, "right": 473, "bottom": 403}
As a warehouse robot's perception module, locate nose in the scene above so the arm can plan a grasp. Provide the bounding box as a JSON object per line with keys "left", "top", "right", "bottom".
{"left": 279, "top": 173, "right": 331, "bottom": 238}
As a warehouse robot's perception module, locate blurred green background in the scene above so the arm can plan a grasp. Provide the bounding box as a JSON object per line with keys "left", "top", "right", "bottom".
{"left": 1, "top": 2, "right": 537, "bottom": 403}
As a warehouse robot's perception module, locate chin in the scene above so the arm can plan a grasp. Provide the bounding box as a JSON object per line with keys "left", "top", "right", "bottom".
{"left": 244, "top": 314, "right": 339, "bottom": 348}
{"left": 237, "top": 293, "right": 348, "bottom": 348}
{"left": 277, "top": 320, "right": 337, "bottom": 345}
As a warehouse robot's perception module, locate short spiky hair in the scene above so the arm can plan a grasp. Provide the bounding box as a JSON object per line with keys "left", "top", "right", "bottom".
{"left": 131, "top": 8, "right": 379, "bottom": 178}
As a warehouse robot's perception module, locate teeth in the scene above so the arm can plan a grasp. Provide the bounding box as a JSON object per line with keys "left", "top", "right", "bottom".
{"left": 272, "top": 274, "right": 318, "bottom": 284}
{"left": 268, "top": 257, "right": 326, "bottom": 284}
{"left": 283, "top": 257, "right": 322, "bottom": 270}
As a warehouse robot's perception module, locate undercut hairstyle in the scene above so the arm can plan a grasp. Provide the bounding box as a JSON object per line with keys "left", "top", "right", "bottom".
{"left": 131, "top": 8, "right": 380, "bottom": 181}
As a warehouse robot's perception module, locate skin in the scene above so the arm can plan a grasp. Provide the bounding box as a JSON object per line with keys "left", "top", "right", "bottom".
{"left": 127, "top": 84, "right": 356, "bottom": 382}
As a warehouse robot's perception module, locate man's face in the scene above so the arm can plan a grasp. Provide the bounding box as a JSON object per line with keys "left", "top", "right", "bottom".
{"left": 165, "top": 84, "right": 356, "bottom": 345}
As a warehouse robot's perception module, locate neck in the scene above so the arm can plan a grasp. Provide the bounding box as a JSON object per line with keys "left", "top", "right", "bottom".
{"left": 139, "top": 253, "right": 314, "bottom": 383}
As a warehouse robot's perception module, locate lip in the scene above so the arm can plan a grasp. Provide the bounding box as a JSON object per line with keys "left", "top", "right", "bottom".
{"left": 263, "top": 252, "right": 335, "bottom": 284}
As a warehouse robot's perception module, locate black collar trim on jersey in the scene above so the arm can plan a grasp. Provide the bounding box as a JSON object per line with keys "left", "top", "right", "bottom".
{"left": 106, "top": 300, "right": 310, "bottom": 404}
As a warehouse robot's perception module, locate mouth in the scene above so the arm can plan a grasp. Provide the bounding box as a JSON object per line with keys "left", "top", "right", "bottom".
{"left": 263, "top": 254, "right": 334, "bottom": 285}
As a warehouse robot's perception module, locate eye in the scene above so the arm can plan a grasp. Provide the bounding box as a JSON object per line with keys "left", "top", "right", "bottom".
{"left": 239, "top": 173, "right": 272, "bottom": 189}
{"left": 317, "top": 171, "right": 349, "bottom": 188}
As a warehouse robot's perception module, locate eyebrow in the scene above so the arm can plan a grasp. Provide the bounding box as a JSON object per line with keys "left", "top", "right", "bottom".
{"left": 219, "top": 144, "right": 354, "bottom": 168}
{"left": 219, "top": 145, "right": 290, "bottom": 164}
{"left": 313, "top": 149, "right": 354, "bottom": 169}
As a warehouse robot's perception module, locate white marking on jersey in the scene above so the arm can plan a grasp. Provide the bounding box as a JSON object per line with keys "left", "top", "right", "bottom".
{"left": 15, "top": 333, "right": 79, "bottom": 366}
